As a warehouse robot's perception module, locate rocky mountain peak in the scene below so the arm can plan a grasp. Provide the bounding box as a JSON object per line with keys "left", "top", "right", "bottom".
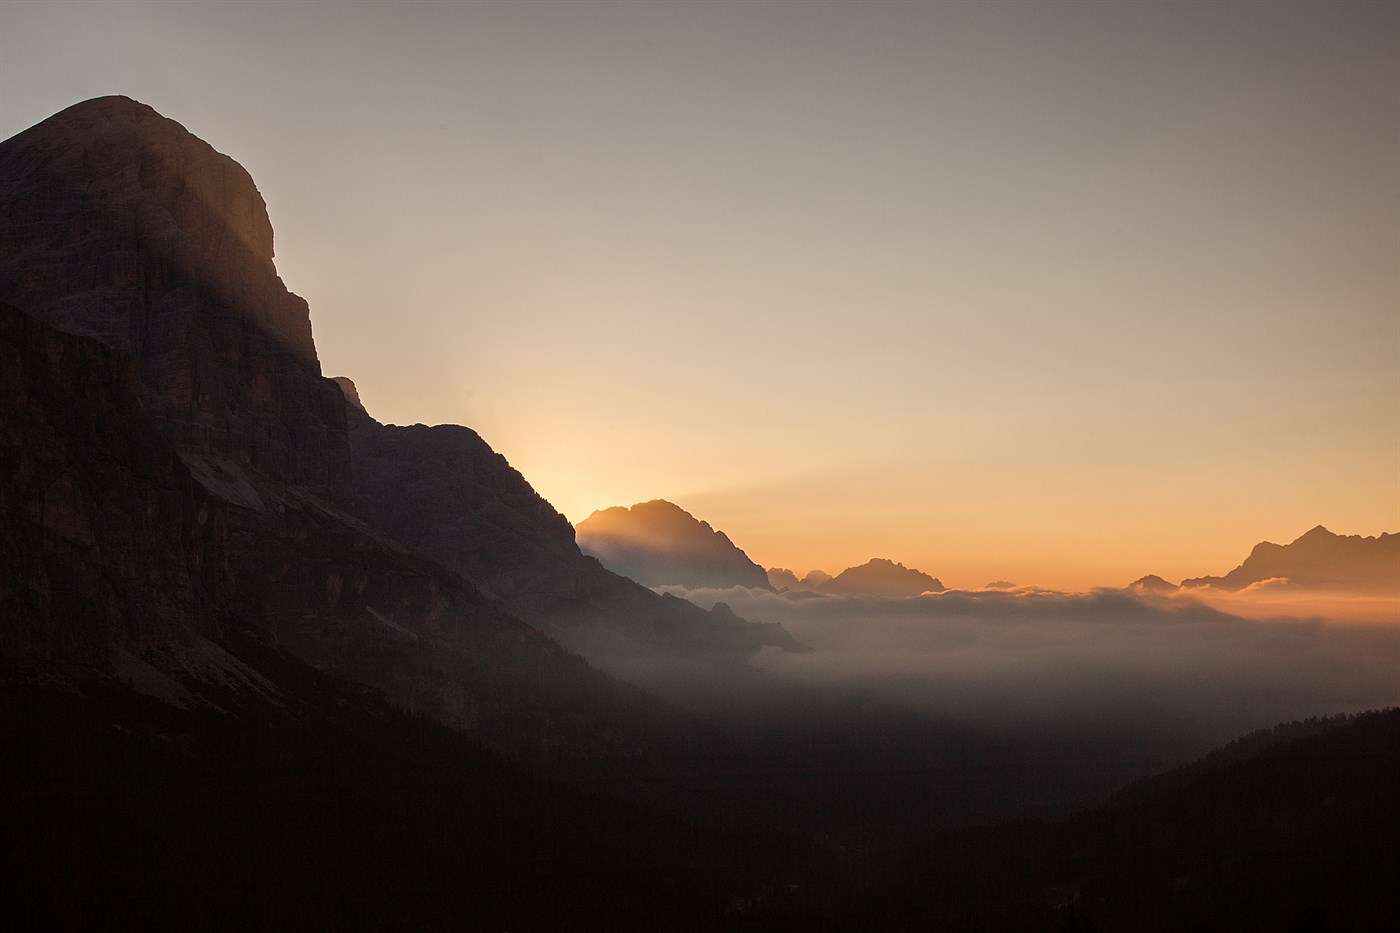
{"left": 0, "top": 95, "right": 349, "bottom": 505}
{"left": 0, "top": 95, "right": 311, "bottom": 357}
{"left": 1180, "top": 525, "right": 1398, "bottom": 593}
{"left": 822, "top": 558, "right": 945, "bottom": 597}
{"left": 575, "top": 500, "right": 773, "bottom": 591}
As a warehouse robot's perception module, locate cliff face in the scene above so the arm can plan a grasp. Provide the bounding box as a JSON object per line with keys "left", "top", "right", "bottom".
{"left": 575, "top": 500, "right": 774, "bottom": 592}
{"left": 0, "top": 96, "right": 348, "bottom": 505}
{"left": 0, "top": 300, "right": 229, "bottom": 683}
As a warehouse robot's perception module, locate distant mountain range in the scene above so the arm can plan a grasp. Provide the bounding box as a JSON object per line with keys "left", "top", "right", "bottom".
{"left": 574, "top": 493, "right": 946, "bottom": 596}
{"left": 1135, "top": 525, "right": 1399, "bottom": 594}
{"left": 773, "top": 558, "right": 946, "bottom": 597}
{"left": 576, "top": 499, "right": 947, "bottom": 597}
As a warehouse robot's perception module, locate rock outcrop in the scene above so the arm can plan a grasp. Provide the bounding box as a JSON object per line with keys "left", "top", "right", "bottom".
{"left": 576, "top": 500, "right": 774, "bottom": 591}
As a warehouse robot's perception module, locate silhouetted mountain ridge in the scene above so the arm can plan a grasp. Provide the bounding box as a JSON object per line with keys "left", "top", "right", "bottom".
{"left": 575, "top": 499, "right": 773, "bottom": 591}
{"left": 1133, "top": 525, "right": 1399, "bottom": 594}
{"left": 822, "top": 558, "right": 946, "bottom": 597}
{"left": 1181, "top": 525, "right": 1398, "bottom": 592}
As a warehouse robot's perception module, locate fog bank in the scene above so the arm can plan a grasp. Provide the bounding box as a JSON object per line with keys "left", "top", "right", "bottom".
{"left": 657, "top": 585, "right": 1400, "bottom": 746}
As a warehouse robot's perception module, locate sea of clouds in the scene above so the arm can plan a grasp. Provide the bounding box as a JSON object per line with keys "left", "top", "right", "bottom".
{"left": 655, "top": 583, "right": 1400, "bottom": 747}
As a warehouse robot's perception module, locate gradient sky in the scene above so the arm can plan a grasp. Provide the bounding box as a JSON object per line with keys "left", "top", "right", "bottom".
{"left": 3, "top": 1, "right": 1397, "bottom": 589}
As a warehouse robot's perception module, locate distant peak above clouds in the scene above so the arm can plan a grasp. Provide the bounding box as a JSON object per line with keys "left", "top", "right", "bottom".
{"left": 822, "top": 558, "right": 945, "bottom": 597}
{"left": 575, "top": 500, "right": 772, "bottom": 591}
{"left": 1129, "top": 574, "right": 1180, "bottom": 594}
{"left": 1135, "top": 526, "right": 1398, "bottom": 594}
{"left": 769, "top": 560, "right": 945, "bottom": 597}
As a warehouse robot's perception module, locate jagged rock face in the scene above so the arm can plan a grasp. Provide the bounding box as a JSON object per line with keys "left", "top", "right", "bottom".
{"left": 0, "top": 301, "right": 230, "bottom": 682}
{"left": 1182, "top": 525, "right": 1400, "bottom": 593}
{"left": 576, "top": 500, "right": 774, "bottom": 591}
{"left": 0, "top": 96, "right": 349, "bottom": 505}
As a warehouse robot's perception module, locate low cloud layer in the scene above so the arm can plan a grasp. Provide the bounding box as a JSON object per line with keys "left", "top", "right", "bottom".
{"left": 656, "top": 584, "right": 1400, "bottom": 746}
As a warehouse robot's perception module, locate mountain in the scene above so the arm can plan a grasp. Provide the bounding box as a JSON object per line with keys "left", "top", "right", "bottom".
{"left": 571, "top": 502, "right": 947, "bottom": 599}
{"left": 0, "top": 96, "right": 818, "bottom": 927}
{"left": 575, "top": 499, "right": 773, "bottom": 591}
{"left": 1128, "top": 573, "right": 1180, "bottom": 594}
{"left": 767, "top": 567, "right": 802, "bottom": 590}
{"left": 821, "top": 558, "right": 945, "bottom": 597}
{"left": 0, "top": 96, "right": 346, "bottom": 504}
{"left": 767, "top": 567, "right": 835, "bottom": 591}
{"left": 1181, "top": 525, "right": 1399, "bottom": 593}
{"left": 0, "top": 96, "right": 797, "bottom": 757}
{"left": 770, "top": 562, "right": 944, "bottom": 596}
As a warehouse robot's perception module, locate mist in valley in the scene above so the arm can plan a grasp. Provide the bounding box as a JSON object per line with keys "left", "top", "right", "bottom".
{"left": 554, "top": 581, "right": 1400, "bottom": 828}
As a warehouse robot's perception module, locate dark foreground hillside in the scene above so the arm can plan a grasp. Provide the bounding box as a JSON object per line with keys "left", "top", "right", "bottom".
{"left": 0, "top": 653, "right": 781, "bottom": 933}
{"left": 738, "top": 708, "right": 1400, "bottom": 932}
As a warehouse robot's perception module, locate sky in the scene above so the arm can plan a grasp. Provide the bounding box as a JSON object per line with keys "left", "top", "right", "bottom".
{"left": 2, "top": 0, "right": 1397, "bottom": 590}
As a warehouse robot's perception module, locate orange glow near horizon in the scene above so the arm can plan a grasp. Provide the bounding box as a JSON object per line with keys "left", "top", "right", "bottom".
{"left": 1172, "top": 588, "right": 1400, "bottom": 626}
{"left": 8, "top": 2, "right": 1393, "bottom": 599}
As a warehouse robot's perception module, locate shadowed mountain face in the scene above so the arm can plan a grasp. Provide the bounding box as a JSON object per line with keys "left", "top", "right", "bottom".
{"left": 0, "top": 96, "right": 348, "bottom": 506}
{"left": 1181, "top": 525, "right": 1400, "bottom": 593}
{"left": 575, "top": 500, "right": 773, "bottom": 591}
{"left": 0, "top": 96, "right": 782, "bottom": 760}
{"left": 0, "top": 300, "right": 230, "bottom": 683}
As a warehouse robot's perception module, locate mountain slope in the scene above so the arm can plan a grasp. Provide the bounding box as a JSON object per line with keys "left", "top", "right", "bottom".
{"left": 341, "top": 406, "right": 801, "bottom": 679}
